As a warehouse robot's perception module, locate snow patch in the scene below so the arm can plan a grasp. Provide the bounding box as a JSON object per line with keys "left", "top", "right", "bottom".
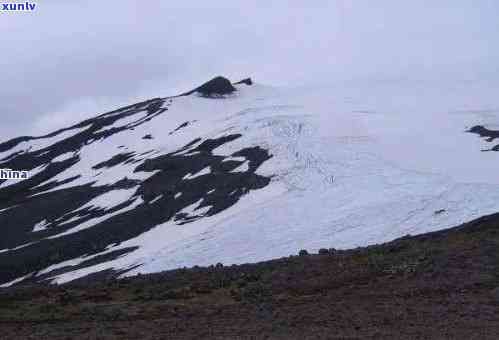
{"left": 32, "top": 219, "right": 50, "bottom": 232}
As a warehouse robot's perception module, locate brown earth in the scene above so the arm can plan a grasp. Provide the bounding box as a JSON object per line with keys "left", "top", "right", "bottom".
{"left": 1, "top": 213, "right": 499, "bottom": 339}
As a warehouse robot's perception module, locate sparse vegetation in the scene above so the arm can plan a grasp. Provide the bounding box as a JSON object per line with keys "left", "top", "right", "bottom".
{"left": 1, "top": 213, "right": 499, "bottom": 339}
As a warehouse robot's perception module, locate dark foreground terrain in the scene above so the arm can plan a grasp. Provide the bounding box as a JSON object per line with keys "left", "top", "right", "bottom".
{"left": 2, "top": 213, "right": 499, "bottom": 339}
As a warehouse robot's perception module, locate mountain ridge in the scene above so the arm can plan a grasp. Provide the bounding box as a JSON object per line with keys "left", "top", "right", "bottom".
{"left": 1, "top": 76, "right": 499, "bottom": 287}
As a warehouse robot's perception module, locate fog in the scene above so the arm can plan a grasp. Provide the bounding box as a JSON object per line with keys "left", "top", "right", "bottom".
{"left": 1, "top": 0, "right": 498, "bottom": 138}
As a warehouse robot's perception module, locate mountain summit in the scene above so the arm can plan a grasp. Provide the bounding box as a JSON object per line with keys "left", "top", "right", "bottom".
{"left": 182, "top": 76, "right": 238, "bottom": 97}
{"left": 1, "top": 77, "right": 499, "bottom": 287}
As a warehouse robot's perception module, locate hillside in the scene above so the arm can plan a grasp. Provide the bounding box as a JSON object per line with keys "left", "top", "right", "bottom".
{"left": 1, "top": 212, "right": 499, "bottom": 339}
{"left": 1, "top": 76, "right": 499, "bottom": 287}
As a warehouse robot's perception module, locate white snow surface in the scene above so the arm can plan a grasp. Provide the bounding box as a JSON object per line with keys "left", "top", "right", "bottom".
{"left": 0, "top": 125, "right": 90, "bottom": 162}
{"left": 3, "top": 78, "right": 499, "bottom": 285}
{"left": 32, "top": 219, "right": 50, "bottom": 232}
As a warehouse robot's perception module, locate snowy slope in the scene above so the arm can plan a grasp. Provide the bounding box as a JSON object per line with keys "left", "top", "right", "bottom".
{"left": 1, "top": 76, "right": 499, "bottom": 286}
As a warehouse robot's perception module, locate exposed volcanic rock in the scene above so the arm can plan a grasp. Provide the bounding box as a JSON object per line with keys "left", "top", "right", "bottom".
{"left": 182, "top": 76, "right": 236, "bottom": 97}
{"left": 468, "top": 125, "right": 499, "bottom": 141}
{"left": 0, "top": 76, "right": 273, "bottom": 286}
{"left": 234, "top": 77, "right": 253, "bottom": 86}
{"left": 468, "top": 125, "right": 499, "bottom": 151}
{"left": 0, "top": 131, "right": 272, "bottom": 284}
{"left": 169, "top": 121, "right": 191, "bottom": 135}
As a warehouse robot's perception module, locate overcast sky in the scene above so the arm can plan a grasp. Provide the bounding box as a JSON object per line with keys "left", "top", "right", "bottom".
{"left": 1, "top": 0, "right": 498, "bottom": 138}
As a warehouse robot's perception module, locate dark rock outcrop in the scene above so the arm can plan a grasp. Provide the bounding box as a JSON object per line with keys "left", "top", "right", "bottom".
{"left": 0, "top": 78, "right": 272, "bottom": 286}
{"left": 234, "top": 78, "right": 253, "bottom": 86}
{"left": 182, "top": 76, "right": 236, "bottom": 97}
{"left": 468, "top": 125, "right": 499, "bottom": 141}
{"left": 468, "top": 125, "right": 499, "bottom": 151}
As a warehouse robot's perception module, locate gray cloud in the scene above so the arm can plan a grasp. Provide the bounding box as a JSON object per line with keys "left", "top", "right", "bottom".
{"left": 1, "top": 0, "right": 498, "bottom": 138}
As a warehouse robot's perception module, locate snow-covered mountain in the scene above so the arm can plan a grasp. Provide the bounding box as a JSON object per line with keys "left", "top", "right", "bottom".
{"left": 1, "top": 76, "right": 499, "bottom": 286}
